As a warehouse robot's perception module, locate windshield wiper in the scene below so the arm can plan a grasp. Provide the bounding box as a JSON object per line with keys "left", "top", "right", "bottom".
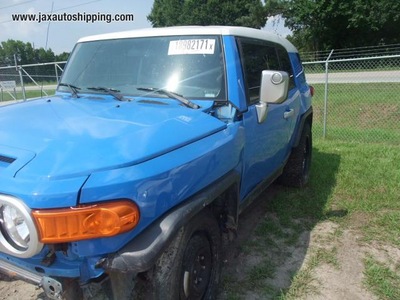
{"left": 58, "top": 83, "right": 80, "bottom": 98}
{"left": 87, "top": 87, "right": 125, "bottom": 101}
{"left": 137, "top": 87, "right": 200, "bottom": 109}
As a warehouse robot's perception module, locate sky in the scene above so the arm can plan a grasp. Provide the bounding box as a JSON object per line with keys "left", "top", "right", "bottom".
{"left": 0, "top": 0, "right": 291, "bottom": 55}
{"left": 0, "top": 0, "right": 154, "bottom": 54}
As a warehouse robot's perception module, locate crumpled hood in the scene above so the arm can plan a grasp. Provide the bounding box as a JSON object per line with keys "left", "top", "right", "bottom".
{"left": 0, "top": 95, "right": 226, "bottom": 179}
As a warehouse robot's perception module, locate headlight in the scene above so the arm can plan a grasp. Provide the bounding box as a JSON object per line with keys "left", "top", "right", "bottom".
{"left": 0, "top": 195, "right": 43, "bottom": 258}
{"left": 1, "top": 205, "right": 30, "bottom": 250}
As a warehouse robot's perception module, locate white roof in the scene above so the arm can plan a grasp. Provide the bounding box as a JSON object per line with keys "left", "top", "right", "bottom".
{"left": 78, "top": 26, "right": 298, "bottom": 53}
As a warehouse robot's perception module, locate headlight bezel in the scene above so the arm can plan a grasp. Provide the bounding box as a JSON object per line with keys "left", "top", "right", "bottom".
{"left": 0, "top": 195, "right": 43, "bottom": 258}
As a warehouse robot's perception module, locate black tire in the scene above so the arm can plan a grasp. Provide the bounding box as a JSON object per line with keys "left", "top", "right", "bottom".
{"left": 150, "top": 209, "right": 221, "bottom": 300}
{"left": 279, "top": 123, "right": 312, "bottom": 187}
{"left": 108, "top": 270, "right": 136, "bottom": 300}
{"left": 61, "top": 278, "right": 83, "bottom": 300}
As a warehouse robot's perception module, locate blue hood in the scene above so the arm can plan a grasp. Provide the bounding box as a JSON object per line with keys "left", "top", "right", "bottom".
{"left": 0, "top": 95, "right": 226, "bottom": 179}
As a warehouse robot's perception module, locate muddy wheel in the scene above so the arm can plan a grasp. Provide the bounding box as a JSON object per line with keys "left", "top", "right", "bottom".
{"left": 108, "top": 270, "right": 136, "bottom": 300}
{"left": 151, "top": 209, "right": 221, "bottom": 300}
{"left": 279, "top": 123, "right": 312, "bottom": 187}
{"left": 61, "top": 278, "right": 83, "bottom": 300}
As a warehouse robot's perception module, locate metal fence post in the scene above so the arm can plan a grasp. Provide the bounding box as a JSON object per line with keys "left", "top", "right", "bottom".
{"left": 55, "top": 63, "right": 64, "bottom": 83}
{"left": 17, "top": 67, "right": 26, "bottom": 101}
{"left": 54, "top": 64, "right": 59, "bottom": 83}
{"left": 14, "top": 54, "right": 26, "bottom": 101}
{"left": 323, "top": 50, "right": 334, "bottom": 138}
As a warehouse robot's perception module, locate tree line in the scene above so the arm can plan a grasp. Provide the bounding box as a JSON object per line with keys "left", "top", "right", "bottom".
{"left": 148, "top": 0, "right": 400, "bottom": 53}
{"left": 3, "top": 0, "right": 399, "bottom": 63}
{"left": 0, "top": 39, "right": 69, "bottom": 67}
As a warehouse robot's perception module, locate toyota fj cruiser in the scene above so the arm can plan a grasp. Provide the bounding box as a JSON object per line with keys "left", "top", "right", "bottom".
{"left": 0, "top": 26, "right": 313, "bottom": 299}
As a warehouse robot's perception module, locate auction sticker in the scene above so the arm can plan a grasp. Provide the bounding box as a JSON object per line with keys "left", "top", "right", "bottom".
{"left": 168, "top": 39, "right": 216, "bottom": 55}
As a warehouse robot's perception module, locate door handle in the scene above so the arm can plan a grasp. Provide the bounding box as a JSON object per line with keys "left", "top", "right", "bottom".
{"left": 283, "top": 109, "right": 295, "bottom": 119}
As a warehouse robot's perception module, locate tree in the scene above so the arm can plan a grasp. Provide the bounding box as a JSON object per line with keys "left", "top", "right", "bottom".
{"left": 55, "top": 52, "right": 70, "bottom": 62}
{"left": 0, "top": 40, "right": 33, "bottom": 65}
{"left": 0, "top": 39, "right": 68, "bottom": 66}
{"left": 148, "top": 0, "right": 280, "bottom": 29}
{"left": 280, "top": 0, "right": 400, "bottom": 53}
{"left": 0, "top": 40, "right": 69, "bottom": 84}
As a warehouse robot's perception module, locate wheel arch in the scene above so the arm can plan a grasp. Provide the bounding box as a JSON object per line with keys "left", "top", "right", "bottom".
{"left": 293, "top": 106, "right": 313, "bottom": 148}
{"left": 102, "top": 170, "right": 241, "bottom": 274}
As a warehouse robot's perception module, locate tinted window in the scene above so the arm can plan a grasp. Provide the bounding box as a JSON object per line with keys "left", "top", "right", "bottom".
{"left": 237, "top": 37, "right": 295, "bottom": 104}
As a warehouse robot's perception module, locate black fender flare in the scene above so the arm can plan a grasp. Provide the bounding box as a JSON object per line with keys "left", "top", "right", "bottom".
{"left": 293, "top": 106, "right": 313, "bottom": 148}
{"left": 102, "top": 170, "right": 240, "bottom": 273}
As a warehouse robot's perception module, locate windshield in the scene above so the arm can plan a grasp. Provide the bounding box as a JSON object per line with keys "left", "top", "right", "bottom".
{"left": 59, "top": 35, "right": 226, "bottom": 100}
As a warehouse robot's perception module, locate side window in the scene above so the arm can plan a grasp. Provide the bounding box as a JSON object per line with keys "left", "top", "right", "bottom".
{"left": 237, "top": 37, "right": 296, "bottom": 104}
{"left": 276, "top": 46, "right": 296, "bottom": 90}
{"left": 293, "top": 53, "right": 307, "bottom": 85}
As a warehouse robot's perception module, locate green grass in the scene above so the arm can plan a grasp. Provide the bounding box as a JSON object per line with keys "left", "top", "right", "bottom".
{"left": 364, "top": 212, "right": 400, "bottom": 247}
{"left": 222, "top": 138, "right": 400, "bottom": 299}
{"left": 312, "top": 82, "right": 400, "bottom": 145}
{"left": 364, "top": 256, "right": 400, "bottom": 300}
{"left": 248, "top": 260, "right": 276, "bottom": 286}
{"left": 0, "top": 90, "right": 55, "bottom": 102}
{"left": 280, "top": 267, "right": 319, "bottom": 300}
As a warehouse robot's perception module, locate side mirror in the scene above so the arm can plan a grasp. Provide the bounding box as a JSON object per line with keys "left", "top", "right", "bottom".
{"left": 260, "top": 70, "right": 289, "bottom": 104}
{"left": 256, "top": 70, "right": 289, "bottom": 123}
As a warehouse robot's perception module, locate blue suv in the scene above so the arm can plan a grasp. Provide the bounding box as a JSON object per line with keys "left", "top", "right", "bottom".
{"left": 0, "top": 26, "right": 313, "bottom": 299}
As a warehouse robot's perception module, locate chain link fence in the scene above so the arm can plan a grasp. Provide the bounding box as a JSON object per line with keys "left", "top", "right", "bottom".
{"left": 304, "top": 55, "right": 400, "bottom": 145}
{"left": 0, "top": 62, "right": 66, "bottom": 102}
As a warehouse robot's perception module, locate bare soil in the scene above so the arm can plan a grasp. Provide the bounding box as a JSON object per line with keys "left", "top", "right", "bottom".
{"left": 0, "top": 185, "right": 391, "bottom": 300}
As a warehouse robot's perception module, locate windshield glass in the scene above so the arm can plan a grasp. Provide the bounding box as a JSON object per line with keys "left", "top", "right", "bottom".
{"left": 59, "top": 35, "right": 226, "bottom": 100}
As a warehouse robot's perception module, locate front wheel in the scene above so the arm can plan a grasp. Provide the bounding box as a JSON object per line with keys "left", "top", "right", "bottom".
{"left": 150, "top": 209, "right": 221, "bottom": 300}
{"left": 279, "top": 123, "right": 312, "bottom": 187}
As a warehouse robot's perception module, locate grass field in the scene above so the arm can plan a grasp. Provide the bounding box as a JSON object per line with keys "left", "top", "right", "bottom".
{"left": 0, "top": 89, "right": 55, "bottom": 102}
{"left": 221, "top": 139, "right": 400, "bottom": 299}
{"left": 312, "top": 82, "right": 400, "bottom": 145}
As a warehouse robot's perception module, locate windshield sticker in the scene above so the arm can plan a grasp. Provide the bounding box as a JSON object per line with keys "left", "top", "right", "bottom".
{"left": 168, "top": 39, "right": 216, "bottom": 55}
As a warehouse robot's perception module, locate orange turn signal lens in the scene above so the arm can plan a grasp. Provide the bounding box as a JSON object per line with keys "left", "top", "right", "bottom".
{"left": 32, "top": 200, "right": 140, "bottom": 243}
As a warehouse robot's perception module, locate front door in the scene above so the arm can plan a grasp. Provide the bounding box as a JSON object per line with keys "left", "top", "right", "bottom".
{"left": 236, "top": 37, "right": 300, "bottom": 200}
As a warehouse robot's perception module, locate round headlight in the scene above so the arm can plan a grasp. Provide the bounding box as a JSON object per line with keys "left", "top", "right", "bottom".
{"left": 0, "top": 205, "right": 30, "bottom": 250}
{"left": 0, "top": 195, "right": 43, "bottom": 258}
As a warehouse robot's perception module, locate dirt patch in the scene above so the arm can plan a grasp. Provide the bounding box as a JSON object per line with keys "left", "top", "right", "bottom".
{"left": 218, "top": 217, "right": 382, "bottom": 300}
{"left": 302, "top": 222, "right": 377, "bottom": 300}
{"left": 0, "top": 274, "right": 43, "bottom": 299}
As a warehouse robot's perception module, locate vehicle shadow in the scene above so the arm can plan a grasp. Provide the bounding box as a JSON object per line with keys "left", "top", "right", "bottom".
{"left": 218, "top": 147, "right": 342, "bottom": 299}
